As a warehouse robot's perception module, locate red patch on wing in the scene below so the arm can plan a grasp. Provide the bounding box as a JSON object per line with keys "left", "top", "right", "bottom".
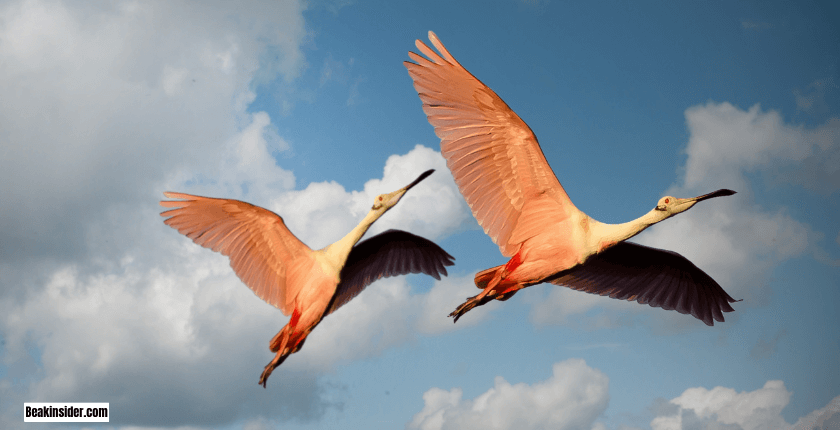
{"left": 289, "top": 308, "right": 301, "bottom": 328}
{"left": 504, "top": 252, "right": 523, "bottom": 275}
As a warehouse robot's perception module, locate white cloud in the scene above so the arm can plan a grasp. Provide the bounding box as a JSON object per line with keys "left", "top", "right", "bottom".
{"left": 0, "top": 0, "right": 327, "bottom": 427}
{"left": 0, "top": 137, "right": 472, "bottom": 427}
{"left": 530, "top": 285, "right": 631, "bottom": 328}
{"left": 530, "top": 102, "right": 837, "bottom": 330}
{"left": 192, "top": 111, "right": 296, "bottom": 202}
{"left": 648, "top": 380, "right": 840, "bottom": 430}
{"left": 406, "top": 364, "right": 839, "bottom": 430}
{"left": 351, "top": 144, "right": 472, "bottom": 241}
{"left": 791, "top": 394, "right": 840, "bottom": 430}
{"left": 664, "top": 380, "right": 790, "bottom": 430}
{"left": 301, "top": 277, "right": 417, "bottom": 370}
{"left": 272, "top": 146, "right": 479, "bottom": 361}
{"left": 415, "top": 274, "right": 498, "bottom": 335}
{"left": 0, "top": 247, "right": 333, "bottom": 427}
{"left": 683, "top": 102, "right": 840, "bottom": 194}
{"left": 0, "top": 0, "right": 307, "bottom": 269}
{"left": 0, "top": 10, "right": 479, "bottom": 426}
{"left": 408, "top": 359, "right": 609, "bottom": 430}
{"left": 0, "top": 232, "right": 478, "bottom": 427}
{"left": 268, "top": 144, "right": 471, "bottom": 250}
{"left": 162, "top": 65, "right": 191, "bottom": 96}
{"left": 298, "top": 274, "right": 498, "bottom": 369}
{"left": 269, "top": 180, "right": 359, "bottom": 249}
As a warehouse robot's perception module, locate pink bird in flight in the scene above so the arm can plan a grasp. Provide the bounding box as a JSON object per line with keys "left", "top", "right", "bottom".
{"left": 161, "top": 170, "right": 454, "bottom": 387}
{"left": 405, "top": 32, "right": 739, "bottom": 326}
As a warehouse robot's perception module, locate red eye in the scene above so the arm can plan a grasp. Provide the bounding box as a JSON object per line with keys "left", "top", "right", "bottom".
{"left": 664, "top": 198, "right": 670, "bottom": 204}
{"left": 379, "top": 196, "right": 383, "bottom": 201}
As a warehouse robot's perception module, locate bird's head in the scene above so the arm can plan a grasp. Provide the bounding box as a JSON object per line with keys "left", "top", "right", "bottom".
{"left": 654, "top": 189, "right": 736, "bottom": 218}
{"left": 371, "top": 169, "right": 434, "bottom": 211}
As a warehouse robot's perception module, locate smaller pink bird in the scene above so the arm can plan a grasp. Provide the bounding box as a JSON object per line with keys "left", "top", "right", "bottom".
{"left": 160, "top": 170, "right": 454, "bottom": 387}
{"left": 405, "top": 32, "right": 739, "bottom": 326}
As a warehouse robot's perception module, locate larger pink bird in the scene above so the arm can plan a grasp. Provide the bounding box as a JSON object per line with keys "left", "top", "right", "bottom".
{"left": 160, "top": 170, "right": 454, "bottom": 387}
{"left": 405, "top": 32, "right": 739, "bottom": 326}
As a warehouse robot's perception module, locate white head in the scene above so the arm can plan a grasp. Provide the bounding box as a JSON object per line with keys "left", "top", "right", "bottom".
{"left": 371, "top": 169, "right": 434, "bottom": 212}
{"left": 654, "top": 189, "right": 736, "bottom": 219}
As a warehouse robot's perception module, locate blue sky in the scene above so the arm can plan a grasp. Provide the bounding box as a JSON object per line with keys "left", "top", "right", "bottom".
{"left": 1, "top": 0, "right": 838, "bottom": 429}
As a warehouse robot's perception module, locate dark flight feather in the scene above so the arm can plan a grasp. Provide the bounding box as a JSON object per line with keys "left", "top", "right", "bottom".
{"left": 545, "top": 242, "right": 739, "bottom": 326}
{"left": 325, "top": 229, "right": 455, "bottom": 316}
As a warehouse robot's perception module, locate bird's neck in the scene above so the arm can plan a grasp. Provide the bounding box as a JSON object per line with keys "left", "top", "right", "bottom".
{"left": 589, "top": 209, "right": 665, "bottom": 250}
{"left": 321, "top": 208, "right": 385, "bottom": 272}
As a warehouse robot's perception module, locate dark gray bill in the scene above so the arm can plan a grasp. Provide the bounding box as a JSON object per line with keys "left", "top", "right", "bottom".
{"left": 405, "top": 169, "right": 435, "bottom": 191}
{"left": 694, "top": 189, "right": 737, "bottom": 202}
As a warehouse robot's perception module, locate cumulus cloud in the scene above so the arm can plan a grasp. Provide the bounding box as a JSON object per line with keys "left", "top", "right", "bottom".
{"left": 414, "top": 274, "right": 499, "bottom": 335}
{"left": 354, "top": 145, "right": 471, "bottom": 239}
{"left": 0, "top": 0, "right": 307, "bottom": 272}
{"left": 0, "top": 1, "right": 310, "bottom": 425}
{"left": 408, "top": 365, "right": 839, "bottom": 430}
{"left": 791, "top": 394, "right": 840, "bottom": 430}
{"left": 0, "top": 103, "right": 319, "bottom": 425}
{"left": 682, "top": 102, "right": 840, "bottom": 194}
{"left": 657, "top": 380, "right": 791, "bottom": 430}
{"left": 269, "top": 144, "right": 470, "bottom": 250}
{"left": 281, "top": 270, "right": 491, "bottom": 363}
{"left": 0, "top": 2, "right": 315, "bottom": 422}
{"left": 299, "top": 273, "right": 494, "bottom": 372}
{"left": 531, "top": 102, "right": 837, "bottom": 330}
{"left": 1, "top": 114, "right": 472, "bottom": 428}
{"left": 0, "top": 1, "right": 472, "bottom": 427}
{"left": 529, "top": 284, "right": 638, "bottom": 329}
{"left": 0, "top": 254, "right": 333, "bottom": 428}
{"left": 256, "top": 145, "right": 476, "bottom": 363}
{"left": 649, "top": 381, "right": 840, "bottom": 430}
{"left": 408, "top": 359, "right": 609, "bottom": 430}
{"left": 0, "top": 225, "right": 476, "bottom": 428}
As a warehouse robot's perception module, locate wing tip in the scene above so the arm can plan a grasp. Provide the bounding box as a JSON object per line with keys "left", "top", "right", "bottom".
{"left": 415, "top": 38, "right": 428, "bottom": 51}
{"left": 428, "top": 30, "right": 438, "bottom": 44}
{"left": 161, "top": 191, "right": 198, "bottom": 201}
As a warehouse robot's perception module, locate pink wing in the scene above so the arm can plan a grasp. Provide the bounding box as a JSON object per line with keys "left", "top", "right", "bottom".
{"left": 404, "top": 31, "right": 577, "bottom": 257}
{"left": 160, "top": 192, "right": 312, "bottom": 315}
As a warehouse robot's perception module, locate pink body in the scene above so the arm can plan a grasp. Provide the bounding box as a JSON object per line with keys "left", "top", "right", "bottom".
{"left": 160, "top": 169, "right": 455, "bottom": 387}
{"left": 405, "top": 32, "right": 739, "bottom": 325}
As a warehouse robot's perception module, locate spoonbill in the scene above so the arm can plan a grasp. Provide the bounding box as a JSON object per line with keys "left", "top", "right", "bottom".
{"left": 404, "top": 32, "right": 739, "bottom": 326}
{"left": 160, "top": 169, "right": 454, "bottom": 387}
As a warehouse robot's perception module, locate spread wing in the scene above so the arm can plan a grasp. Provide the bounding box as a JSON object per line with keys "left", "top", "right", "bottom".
{"left": 324, "top": 229, "right": 455, "bottom": 316}
{"left": 160, "top": 192, "right": 312, "bottom": 315}
{"left": 404, "top": 31, "right": 577, "bottom": 257}
{"left": 546, "top": 242, "right": 740, "bottom": 326}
